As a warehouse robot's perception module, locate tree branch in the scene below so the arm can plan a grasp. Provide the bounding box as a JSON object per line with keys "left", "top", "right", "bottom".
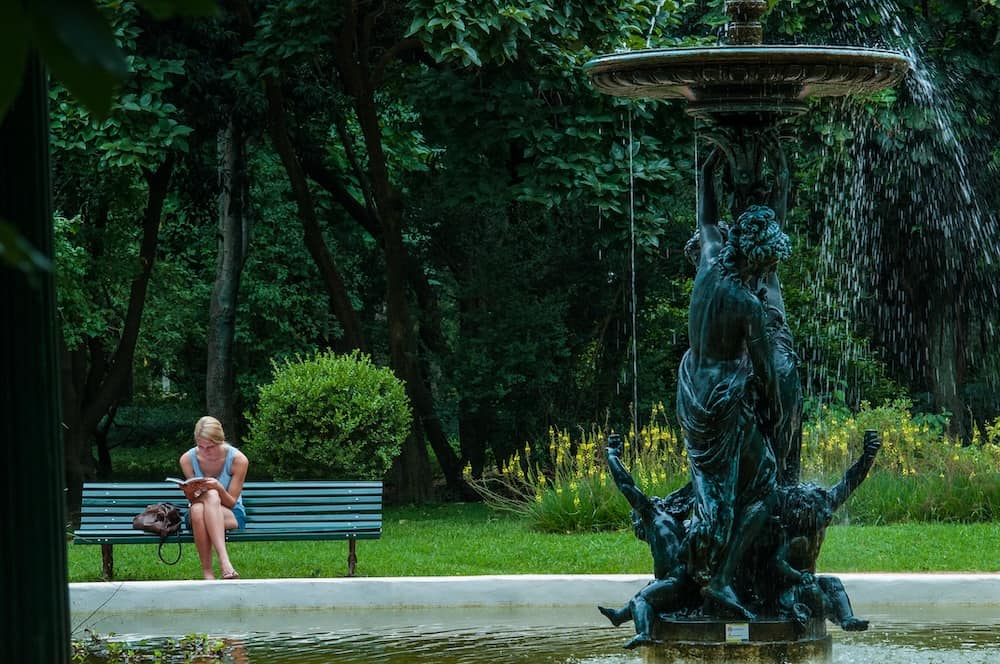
{"left": 296, "top": 141, "right": 379, "bottom": 238}
{"left": 372, "top": 38, "right": 424, "bottom": 88}
{"left": 80, "top": 155, "right": 175, "bottom": 433}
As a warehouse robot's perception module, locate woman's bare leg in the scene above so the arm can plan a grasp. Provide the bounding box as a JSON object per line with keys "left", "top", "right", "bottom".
{"left": 188, "top": 502, "right": 215, "bottom": 579}
{"left": 200, "top": 490, "right": 239, "bottom": 577}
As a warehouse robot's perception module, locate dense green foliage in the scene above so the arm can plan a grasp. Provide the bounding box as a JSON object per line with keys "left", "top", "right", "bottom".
{"left": 31, "top": 0, "right": 1000, "bottom": 504}
{"left": 244, "top": 350, "right": 411, "bottom": 480}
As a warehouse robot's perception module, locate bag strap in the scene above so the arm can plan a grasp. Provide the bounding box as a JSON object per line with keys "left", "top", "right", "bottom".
{"left": 157, "top": 530, "right": 182, "bottom": 565}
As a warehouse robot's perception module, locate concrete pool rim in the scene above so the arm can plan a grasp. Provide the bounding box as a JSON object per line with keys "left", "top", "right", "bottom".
{"left": 70, "top": 573, "right": 1000, "bottom": 614}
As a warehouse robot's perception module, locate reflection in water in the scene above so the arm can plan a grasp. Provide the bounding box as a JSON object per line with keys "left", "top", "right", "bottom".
{"left": 835, "top": 608, "right": 1000, "bottom": 664}
{"left": 248, "top": 624, "right": 637, "bottom": 664}
{"left": 73, "top": 605, "right": 1000, "bottom": 663}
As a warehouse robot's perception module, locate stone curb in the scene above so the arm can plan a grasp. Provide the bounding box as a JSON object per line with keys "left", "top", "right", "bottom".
{"left": 70, "top": 573, "right": 1000, "bottom": 615}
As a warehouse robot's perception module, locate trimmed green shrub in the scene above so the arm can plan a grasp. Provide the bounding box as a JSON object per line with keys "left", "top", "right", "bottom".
{"left": 244, "top": 350, "right": 411, "bottom": 480}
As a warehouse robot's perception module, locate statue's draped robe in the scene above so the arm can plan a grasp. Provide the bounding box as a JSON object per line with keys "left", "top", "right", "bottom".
{"left": 676, "top": 349, "right": 776, "bottom": 584}
{"left": 766, "top": 305, "right": 803, "bottom": 485}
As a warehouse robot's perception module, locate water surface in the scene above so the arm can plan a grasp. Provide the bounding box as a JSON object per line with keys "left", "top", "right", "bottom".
{"left": 73, "top": 605, "right": 1000, "bottom": 663}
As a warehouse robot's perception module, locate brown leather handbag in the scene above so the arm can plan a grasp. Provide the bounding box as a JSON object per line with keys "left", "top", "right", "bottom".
{"left": 132, "top": 502, "right": 183, "bottom": 564}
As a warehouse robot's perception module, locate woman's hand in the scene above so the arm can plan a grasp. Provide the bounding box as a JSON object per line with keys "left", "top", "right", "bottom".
{"left": 181, "top": 482, "right": 204, "bottom": 502}
{"left": 182, "top": 478, "right": 216, "bottom": 501}
{"left": 198, "top": 477, "right": 223, "bottom": 492}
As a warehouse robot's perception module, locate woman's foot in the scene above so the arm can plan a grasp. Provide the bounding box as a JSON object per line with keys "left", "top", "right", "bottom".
{"left": 222, "top": 569, "right": 240, "bottom": 580}
{"left": 203, "top": 569, "right": 216, "bottom": 580}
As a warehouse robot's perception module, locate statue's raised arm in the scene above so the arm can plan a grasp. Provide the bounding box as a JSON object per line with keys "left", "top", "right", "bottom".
{"left": 829, "top": 430, "right": 882, "bottom": 511}
{"left": 697, "top": 148, "right": 724, "bottom": 262}
{"left": 765, "top": 129, "right": 790, "bottom": 224}
{"left": 604, "top": 433, "right": 651, "bottom": 513}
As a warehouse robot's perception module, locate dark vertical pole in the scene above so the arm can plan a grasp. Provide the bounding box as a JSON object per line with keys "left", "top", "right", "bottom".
{"left": 0, "top": 54, "right": 71, "bottom": 662}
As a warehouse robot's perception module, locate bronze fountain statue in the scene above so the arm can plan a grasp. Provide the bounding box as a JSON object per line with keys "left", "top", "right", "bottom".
{"left": 586, "top": 2, "right": 909, "bottom": 660}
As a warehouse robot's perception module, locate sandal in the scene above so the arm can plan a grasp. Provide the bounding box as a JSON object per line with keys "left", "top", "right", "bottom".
{"left": 222, "top": 570, "right": 240, "bottom": 580}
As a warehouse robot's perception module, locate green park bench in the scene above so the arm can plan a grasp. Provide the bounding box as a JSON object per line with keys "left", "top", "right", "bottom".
{"left": 73, "top": 480, "right": 382, "bottom": 580}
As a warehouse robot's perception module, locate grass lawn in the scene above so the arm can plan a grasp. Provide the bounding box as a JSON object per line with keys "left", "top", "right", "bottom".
{"left": 67, "top": 502, "right": 1000, "bottom": 582}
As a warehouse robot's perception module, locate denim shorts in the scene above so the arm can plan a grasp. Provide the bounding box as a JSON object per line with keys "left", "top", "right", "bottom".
{"left": 184, "top": 503, "right": 246, "bottom": 530}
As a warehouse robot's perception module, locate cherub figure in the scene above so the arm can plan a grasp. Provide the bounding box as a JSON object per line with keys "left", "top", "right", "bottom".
{"left": 771, "top": 429, "right": 882, "bottom": 631}
{"left": 597, "top": 433, "right": 696, "bottom": 649}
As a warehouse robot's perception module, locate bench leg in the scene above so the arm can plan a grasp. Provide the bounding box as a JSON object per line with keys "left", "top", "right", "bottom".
{"left": 347, "top": 539, "right": 357, "bottom": 577}
{"left": 101, "top": 544, "right": 114, "bottom": 580}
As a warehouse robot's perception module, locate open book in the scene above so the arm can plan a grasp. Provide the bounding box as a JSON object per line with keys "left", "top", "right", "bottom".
{"left": 165, "top": 476, "right": 206, "bottom": 486}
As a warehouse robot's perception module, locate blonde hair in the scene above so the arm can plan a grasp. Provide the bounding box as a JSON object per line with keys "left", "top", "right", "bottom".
{"left": 194, "top": 416, "right": 225, "bottom": 446}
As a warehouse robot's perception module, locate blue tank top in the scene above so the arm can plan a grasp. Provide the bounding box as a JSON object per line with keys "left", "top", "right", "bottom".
{"left": 188, "top": 445, "right": 244, "bottom": 510}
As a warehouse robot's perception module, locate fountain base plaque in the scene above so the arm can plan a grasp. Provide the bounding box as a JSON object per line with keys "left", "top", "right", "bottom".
{"left": 642, "top": 618, "right": 832, "bottom": 663}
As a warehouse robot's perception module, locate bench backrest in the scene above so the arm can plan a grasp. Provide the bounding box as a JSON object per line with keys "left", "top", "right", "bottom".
{"left": 75, "top": 481, "right": 382, "bottom": 543}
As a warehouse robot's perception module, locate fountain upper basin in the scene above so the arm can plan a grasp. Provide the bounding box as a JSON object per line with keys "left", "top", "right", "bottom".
{"left": 584, "top": 45, "right": 911, "bottom": 119}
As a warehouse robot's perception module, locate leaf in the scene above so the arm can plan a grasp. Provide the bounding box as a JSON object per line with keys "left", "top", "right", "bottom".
{"left": 133, "top": 0, "right": 219, "bottom": 20}
{"left": 405, "top": 15, "right": 428, "bottom": 37}
{"left": 28, "top": 0, "right": 128, "bottom": 118}
{"left": 0, "top": 217, "right": 54, "bottom": 275}
{"left": 0, "top": 1, "right": 29, "bottom": 120}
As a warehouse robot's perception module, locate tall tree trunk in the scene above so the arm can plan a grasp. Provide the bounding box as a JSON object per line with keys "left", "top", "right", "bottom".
{"left": 0, "top": 52, "right": 71, "bottom": 663}
{"left": 61, "top": 157, "right": 175, "bottom": 515}
{"left": 454, "top": 294, "right": 494, "bottom": 478}
{"left": 207, "top": 118, "right": 250, "bottom": 441}
{"left": 94, "top": 403, "right": 118, "bottom": 478}
{"left": 354, "top": 99, "right": 467, "bottom": 500}
{"left": 381, "top": 216, "right": 433, "bottom": 502}
{"left": 459, "top": 398, "right": 495, "bottom": 479}
{"left": 332, "top": 0, "right": 467, "bottom": 497}
{"left": 927, "top": 277, "right": 970, "bottom": 441}
{"left": 299, "top": 123, "right": 465, "bottom": 498}
{"left": 262, "top": 77, "right": 367, "bottom": 353}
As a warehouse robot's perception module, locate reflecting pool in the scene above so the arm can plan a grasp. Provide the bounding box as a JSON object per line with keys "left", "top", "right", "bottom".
{"left": 72, "top": 604, "right": 1000, "bottom": 663}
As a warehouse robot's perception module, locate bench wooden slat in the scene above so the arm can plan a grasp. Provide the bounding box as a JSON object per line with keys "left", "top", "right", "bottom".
{"left": 74, "top": 526, "right": 383, "bottom": 536}
{"left": 74, "top": 515, "right": 382, "bottom": 537}
{"left": 80, "top": 495, "right": 382, "bottom": 503}
{"left": 81, "top": 480, "right": 381, "bottom": 489}
{"left": 72, "top": 532, "right": 383, "bottom": 546}
{"left": 73, "top": 480, "right": 382, "bottom": 579}
{"left": 82, "top": 499, "right": 382, "bottom": 512}
{"left": 79, "top": 490, "right": 381, "bottom": 497}
{"left": 81, "top": 508, "right": 380, "bottom": 519}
